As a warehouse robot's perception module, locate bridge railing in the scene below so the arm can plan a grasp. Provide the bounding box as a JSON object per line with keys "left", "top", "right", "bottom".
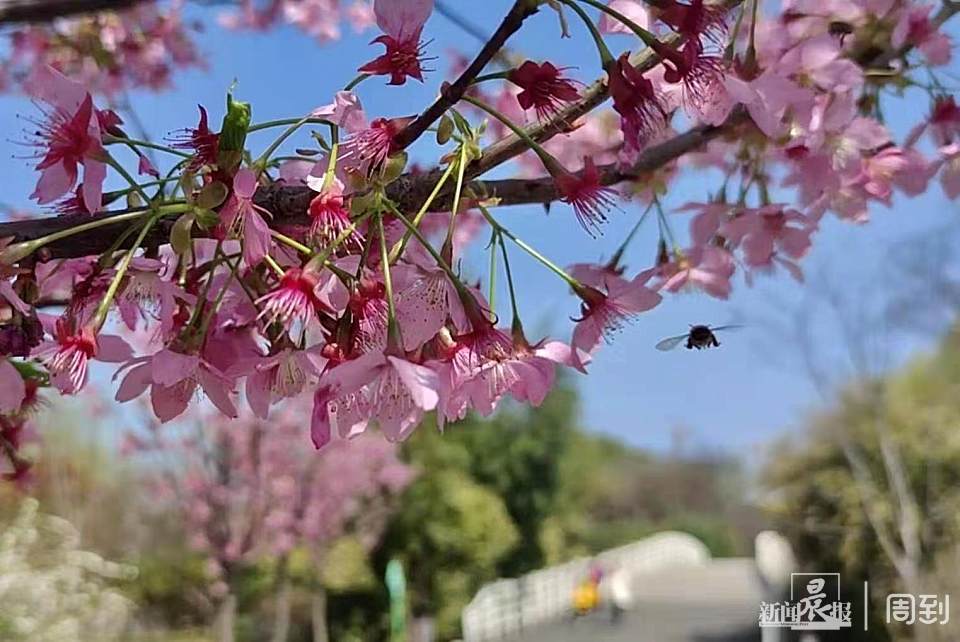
{"left": 461, "top": 531, "right": 711, "bottom": 642}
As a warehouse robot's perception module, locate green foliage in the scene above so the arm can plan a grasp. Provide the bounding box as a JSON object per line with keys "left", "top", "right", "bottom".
{"left": 764, "top": 331, "right": 960, "bottom": 641}
{"left": 381, "top": 469, "right": 518, "bottom": 638}
{"left": 323, "top": 536, "right": 378, "bottom": 592}
{"left": 128, "top": 554, "right": 211, "bottom": 629}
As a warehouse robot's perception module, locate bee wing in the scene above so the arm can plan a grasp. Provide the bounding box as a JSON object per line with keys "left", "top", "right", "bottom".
{"left": 655, "top": 334, "right": 688, "bottom": 351}
{"left": 710, "top": 324, "right": 744, "bottom": 333}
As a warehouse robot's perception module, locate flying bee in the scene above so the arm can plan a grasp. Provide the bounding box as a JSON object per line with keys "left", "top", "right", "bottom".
{"left": 655, "top": 325, "right": 742, "bottom": 351}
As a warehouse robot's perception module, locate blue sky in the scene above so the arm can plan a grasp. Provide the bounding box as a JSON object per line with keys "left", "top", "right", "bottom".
{"left": 0, "top": 1, "right": 957, "bottom": 453}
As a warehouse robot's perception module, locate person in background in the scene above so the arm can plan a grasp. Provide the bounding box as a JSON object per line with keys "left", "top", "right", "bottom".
{"left": 572, "top": 563, "right": 604, "bottom": 616}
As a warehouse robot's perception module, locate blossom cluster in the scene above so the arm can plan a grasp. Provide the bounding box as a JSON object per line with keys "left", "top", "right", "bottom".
{"left": 124, "top": 403, "right": 412, "bottom": 596}
{"left": 218, "top": 0, "right": 376, "bottom": 43}
{"left": 1, "top": 1, "right": 203, "bottom": 95}
{"left": 0, "top": 0, "right": 956, "bottom": 464}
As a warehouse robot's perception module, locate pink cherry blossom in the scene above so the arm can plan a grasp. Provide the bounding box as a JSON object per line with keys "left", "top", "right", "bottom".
{"left": 234, "top": 347, "right": 327, "bottom": 419}
{"left": 24, "top": 66, "right": 107, "bottom": 214}
{"left": 35, "top": 318, "right": 132, "bottom": 394}
{"left": 555, "top": 157, "right": 618, "bottom": 236}
{"left": 171, "top": 105, "right": 220, "bottom": 171}
{"left": 571, "top": 272, "right": 662, "bottom": 367}
{"left": 311, "top": 350, "right": 439, "bottom": 449}
{"left": 938, "top": 143, "right": 960, "bottom": 199}
{"left": 312, "top": 90, "right": 368, "bottom": 131}
{"left": 509, "top": 61, "right": 582, "bottom": 121}
{"left": 115, "top": 349, "right": 237, "bottom": 422}
{"left": 339, "top": 117, "right": 413, "bottom": 175}
{"left": 220, "top": 169, "right": 274, "bottom": 267}
{"left": 892, "top": 5, "right": 952, "bottom": 66}
{"left": 305, "top": 179, "right": 364, "bottom": 250}
{"left": 117, "top": 258, "right": 195, "bottom": 337}
{"left": 607, "top": 53, "right": 666, "bottom": 153}
{"left": 395, "top": 265, "right": 469, "bottom": 351}
{"left": 359, "top": 0, "right": 434, "bottom": 85}
{"left": 722, "top": 205, "right": 814, "bottom": 267}
{"left": 659, "top": 245, "right": 736, "bottom": 299}
{"left": 599, "top": 0, "right": 652, "bottom": 34}
{"left": 256, "top": 267, "right": 328, "bottom": 335}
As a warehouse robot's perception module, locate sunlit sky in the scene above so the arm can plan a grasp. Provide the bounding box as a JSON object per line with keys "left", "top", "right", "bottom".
{"left": 0, "top": 1, "right": 957, "bottom": 453}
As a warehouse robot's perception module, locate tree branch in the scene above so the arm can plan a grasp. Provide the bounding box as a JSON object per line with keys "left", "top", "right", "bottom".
{"left": 463, "top": 0, "right": 744, "bottom": 180}
{"left": 0, "top": 0, "right": 143, "bottom": 24}
{"left": 0, "top": 0, "right": 954, "bottom": 262}
{"left": 0, "top": 113, "right": 742, "bottom": 261}
{"left": 392, "top": 0, "right": 537, "bottom": 150}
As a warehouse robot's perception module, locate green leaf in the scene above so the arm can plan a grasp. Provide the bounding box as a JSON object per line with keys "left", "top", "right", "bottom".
{"left": 437, "top": 115, "right": 454, "bottom": 145}
{"left": 381, "top": 152, "right": 408, "bottom": 185}
{"left": 219, "top": 91, "right": 251, "bottom": 153}
{"left": 170, "top": 213, "right": 196, "bottom": 255}
{"left": 194, "top": 208, "right": 220, "bottom": 230}
{"left": 196, "top": 181, "right": 229, "bottom": 210}
{"left": 10, "top": 359, "right": 48, "bottom": 384}
{"left": 218, "top": 90, "right": 251, "bottom": 173}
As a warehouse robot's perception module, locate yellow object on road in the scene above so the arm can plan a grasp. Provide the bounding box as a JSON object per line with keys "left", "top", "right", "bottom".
{"left": 573, "top": 581, "right": 600, "bottom": 615}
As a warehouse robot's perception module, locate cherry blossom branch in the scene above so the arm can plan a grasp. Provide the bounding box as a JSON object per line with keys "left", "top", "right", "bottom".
{"left": 0, "top": 1, "right": 955, "bottom": 263}
{"left": 0, "top": 0, "right": 143, "bottom": 24}
{"left": 464, "top": 2, "right": 741, "bottom": 180}
{"left": 0, "top": 117, "right": 736, "bottom": 261}
{"left": 392, "top": 0, "right": 538, "bottom": 150}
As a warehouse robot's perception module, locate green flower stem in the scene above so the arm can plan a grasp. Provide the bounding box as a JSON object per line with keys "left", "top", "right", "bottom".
{"left": 460, "top": 95, "right": 562, "bottom": 173}
{"left": 264, "top": 254, "right": 286, "bottom": 278}
{"left": 654, "top": 197, "right": 679, "bottom": 250}
{"left": 575, "top": 0, "right": 658, "bottom": 47}
{"left": 198, "top": 263, "right": 238, "bottom": 340}
{"left": 321, "top": 138, "right": 340, "bottom": 193}
{"left": 107, "top": 177, "right": 178, "bottom": 200}
{"left": 441, "top": 144, "right": 470, "bottom": 257}
{"left": 187, "top": 243, "right": 225, "bottom": 331}
{"left": 747, "top": 0, "right": 760, "bottom": 65}
{"left": 390, "top": 161, "right": 458, "bottom": 263}
{"left": 488, "top": 230, "right": 498, "bottom": 322}
{"left": 255, "top": 114, "right": 320, "bottom": 168}
{"left": 91, "top": 212, "right": 161, "bottom": 329}
{"left": 498, "top": 235, "right": 522, "bottom": 328}
{"left": 477, "top": 205, "right": 581, "bottom": 290}
{"left": 344, "top": 74, "right": 371, "bottom": 92}
{"left": 559, "top": 0, "right": 616, "bottom": 66}
{"left": 308, "top": 211, "right": 373, "bottom": 273}
{"left": 376, "top": 213, "right": 403, "bottom": 349}
{"left": 726, "top": 2, "right": 748, "bottom": 60}
{"left": 473, "top": 71, "right": 513, "bottom": 85}
{"left": 270, "top": 230, "right": 313, "bottom": 256}
{"left": 248, "top": 117, "right": 333, "bottom": 134}
{"left": 609, "top": 201, "right": 654, "bottom": 268}
{"left": 386, "top": 203, "right": 470, "bottom": 296}
{"left": 104, "top": 154, "right": 152, "bottom": 205}
{"left": 103, "top": 135, "right": 193, "bottom": 159}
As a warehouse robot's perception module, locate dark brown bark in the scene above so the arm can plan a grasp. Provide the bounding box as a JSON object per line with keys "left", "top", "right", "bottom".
{"left": 0, "top": 0, "right": 143, "bottom": 24}
{"left": 0, "top": 115, "right": 743, "bottom": 261}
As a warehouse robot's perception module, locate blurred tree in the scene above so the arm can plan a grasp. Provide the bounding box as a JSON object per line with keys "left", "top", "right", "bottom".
{"left": 765, "top": 329, "right": 960, "bottom": 642}
{"left": 379, "top": 469, "right": 518, "bottom": 640}
{"left": 0, "top": 499, "right": 137, "bottom": 641}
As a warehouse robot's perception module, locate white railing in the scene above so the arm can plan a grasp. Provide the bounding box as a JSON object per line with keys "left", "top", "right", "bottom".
{"left": 461, "top": 531, "right": 711, "bottom": 642}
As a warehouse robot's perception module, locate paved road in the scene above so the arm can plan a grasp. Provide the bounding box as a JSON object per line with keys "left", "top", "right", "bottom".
{"left": 504, "top": 559, "right": 764, "bottom": 642}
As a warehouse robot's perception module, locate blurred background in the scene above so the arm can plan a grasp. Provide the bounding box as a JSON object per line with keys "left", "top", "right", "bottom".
{"left": 0, "top": 0, "right": 959, "bottom": 641}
